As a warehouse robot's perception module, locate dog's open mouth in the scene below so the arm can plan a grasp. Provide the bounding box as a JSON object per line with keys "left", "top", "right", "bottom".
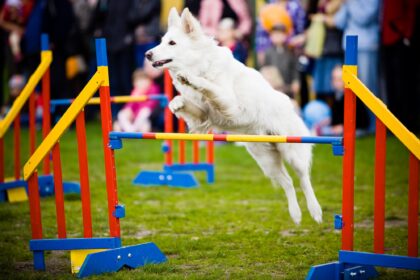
{"left": 152, "top": 59, "right": 173, "bottom": 67}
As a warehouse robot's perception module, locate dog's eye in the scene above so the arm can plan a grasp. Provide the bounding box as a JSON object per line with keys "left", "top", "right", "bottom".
{"left": 169, "top": 40, "right": 176, "bottom": 46}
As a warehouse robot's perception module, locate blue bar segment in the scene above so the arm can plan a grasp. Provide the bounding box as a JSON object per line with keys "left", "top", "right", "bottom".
{"left": 344, "top": 36, "right": 358, "bottom": 66}
{"left": 30, "top": 237, "right": 122, "bottom": 251}
{"left": 95, "top": 38, "right": 108, "bottom": 67}
{"left": 41, "top": 34, "right": 49, "bottom": 51}
{"left": 339, "top": 250, "right": 420, "bottom": 271}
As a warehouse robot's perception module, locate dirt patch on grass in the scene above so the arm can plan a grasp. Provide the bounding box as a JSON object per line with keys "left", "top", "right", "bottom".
{"left": 355, "top": 218, "right": 407, "bottom": 229}
{"left": 280, "top": 229, "right": 309, "bottom": 237}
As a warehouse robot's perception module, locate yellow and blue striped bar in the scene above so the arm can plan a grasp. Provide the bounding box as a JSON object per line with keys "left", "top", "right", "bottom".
{"left": 50, "top": 94, "right": 167, "bottom": 106}
{"left": 109, "top": 132, "right": 343, "bottom": 145}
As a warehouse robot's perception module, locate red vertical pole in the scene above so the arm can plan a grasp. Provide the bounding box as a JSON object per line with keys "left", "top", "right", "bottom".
{"left": 52, "top": 142, "right": 66, "bottom": 238}
{"left": 42, "top": 68, "right": 51, "bottom": 175}
{"left": 342, "top": 36, "right": 357, "bottom": 251}
{"left": 164, "top": 70, "right": 173, "bottom": 166}
{"left": 178, "top": 119, "right": 186, "bottom": 164}
{"left": 27, "top": 171, "right": 43, "bottom": 239}
{"left": 408, "top": 153, "right": 419, "bottom": 257}
{"left": 193, "top": 141, "right": 199, "bottom": 164}
{"left": 29, "top": 92, "right": 36, "bottom": 155}
{"left": 0, "top": 138, "right": 3, "bottom": 183}
{"left": 14, "top": 114, "right": 21, "bottom": 179}
{"left": 99, "top": 85, "right": 120, "bottom": 237}
{"left": 342, "top": 86, "right": 356, "bottom": 251}
{"left": 76, "top": 111, "right": 92, "bottom": 237}
{"left": 96, "top": 38, "right": 120, "bottom": 237}
{"left": 207, "top": 131, "right": 214, "bottom": 164}
{"left": 374, "top": 118, "right": 386, "bottom": 254}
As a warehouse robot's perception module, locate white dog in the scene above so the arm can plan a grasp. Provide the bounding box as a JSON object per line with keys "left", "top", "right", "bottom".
{"left": 145, "top": 8, "right": 322, "bottom": 224}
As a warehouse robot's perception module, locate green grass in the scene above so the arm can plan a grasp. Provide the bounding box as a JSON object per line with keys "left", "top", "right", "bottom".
{"left": 0, "top": 122, "right": 419, "bottom": 279}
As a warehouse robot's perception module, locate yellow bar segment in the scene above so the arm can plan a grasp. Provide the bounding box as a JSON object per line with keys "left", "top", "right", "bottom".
{"left": 0, "top": 51, "right": 52, "bottom": 138}
{"left": 226, "top": 135, "right": 287, "bottom": 143}
{"left": 151, "top": 133, "right": 289, "bottom": 142}
{"left": 23, "top": 71, "right": 104, "bottom": 180}
{"left": 155, "top": 133, "right": 214, "bottom": 141}
{"left": 343, "top": 70, "right": 420, "bottom": 160}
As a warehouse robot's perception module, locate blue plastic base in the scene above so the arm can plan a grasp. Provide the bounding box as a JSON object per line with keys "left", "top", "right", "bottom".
{"left": 306, "top": 262, "right": 377, "bottom": 280}
{"left": 78, "top": 242, "right": 167, "bottom": 278}
{"left": 0, "top": 175, "right": 80, "bottom": 202}
{"left": 164, "top": 163, "right": 215, "bottom": 184}
{"left": 133, "top": 171, "right": 198, "bottom": 188}
{"left": 307, "top": 250, "right": 420, "bottom": 279}
{"left": 30, "top": 237, "right": 166, "bottom": 278}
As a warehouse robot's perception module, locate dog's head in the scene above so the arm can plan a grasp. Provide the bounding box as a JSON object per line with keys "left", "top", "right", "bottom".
{"left": 146, "top": 8, "right": 213, "bottom": 71}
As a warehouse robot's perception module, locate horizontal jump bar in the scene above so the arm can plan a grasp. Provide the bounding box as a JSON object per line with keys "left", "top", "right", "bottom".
{"left": 30, "top": 237, "right": 122, "bottom": 251}
{"left": 50, "top": 94, "right": 167, "bottom": 106}
{"left": 109, "top": 131, "right": 343, "bottom": 144}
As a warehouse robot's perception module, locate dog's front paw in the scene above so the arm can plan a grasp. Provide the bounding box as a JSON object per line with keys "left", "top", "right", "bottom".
{"left": 168, "top": 96, "right": 185, "bottom": 113}
{"left": 176, "top": 71, "right": 190, "bottom": 86}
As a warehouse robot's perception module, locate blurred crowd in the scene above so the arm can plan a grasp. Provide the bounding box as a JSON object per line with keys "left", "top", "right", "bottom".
{"left": 1, "top": 0, "right": 419, "bottom": 134}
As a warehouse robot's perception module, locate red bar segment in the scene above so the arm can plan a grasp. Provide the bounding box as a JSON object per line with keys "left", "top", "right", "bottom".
{"left": 52, "top": 142, "right": 66, "bottom": 238}
{"left": 374, "top": 118, "right": 386, "bottom": 254}
{"left": 207, "top": 131, "right": 214, "bottom": 164}
{"left": 29, "top": 92, "right": 36, "bottom": 154}
{"left": 76, "top": 111, "right": 92, "bottom": 238}
{"left": 178, "top": 119, "right": 185, "bottom": 164}
{"left": 164, "top": 70, "right": 173, "bottom": 166}
{"left": 193, "top": 141, "right": 199, "bottom": 164}
{"left": 0, "top": 138, "right": 3, "bottom": 183}
{"left": 342, "top": 87, "right": 356, "bottom": 251}
{"left": 99, "top": 85, "right": 120, "bottom": 238}
{"left": 14, "top": 114, "right": 21, "bottom": 180}
{"left": 27, "top": 172, "right": 43, "bottom": 239}
{"left": 42, "top": 68, "right": 51, "bottom": 174}
{"left": 213, "top": 134, "right": 227, "bottom": 141}
{"left": 408, "top": 153, "right": 419, "bottom": 257}
{"left": 286, "top": 136, "right": 302, "bottom": 143}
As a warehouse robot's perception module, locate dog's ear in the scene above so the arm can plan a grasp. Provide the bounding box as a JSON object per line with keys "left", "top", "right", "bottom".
{"left": 168, "top": 7, "right": 181, "bottom": 28}
{"left": 180, "top": 8, "right": 202, "bottom": 38}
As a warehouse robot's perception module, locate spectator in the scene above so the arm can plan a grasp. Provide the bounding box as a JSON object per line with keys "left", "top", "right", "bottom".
{"left": 381, "top": 0, "right": 420, "bottom": 133}
{"left": 129, "top": 0, "right": 161, "bottom": 69}
{"left": 256, "top": 0, "right": 306, "bottom": 66}
{"left": 262, "top": 20, "right": 300, "bottom": 98}
{"left": 307, "top": 0, "right": 343, "bottom": 102}
{"left": 198, "top": 0, "right": 252, "bottom": 40}
{"left": 0, "top": 0, "right": 34, "bottom": 73}
{"left": 325, "top": 0, "right": 381, "bottom": 133}
{"left": 90, "top": 0, "right": 136, "bottom": 116}
{"left": 113, "top": 68, "right": 160, "bottom": 133}
{"left": 216, "top": 18, "right": 247, "bottom": 64}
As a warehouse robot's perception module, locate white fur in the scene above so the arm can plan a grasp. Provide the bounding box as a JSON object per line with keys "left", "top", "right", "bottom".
{"left": 146, "top": 8, "right": 322, "bottom": 224}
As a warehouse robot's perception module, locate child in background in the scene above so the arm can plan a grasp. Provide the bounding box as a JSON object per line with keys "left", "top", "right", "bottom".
{"left": 216, "top": 18, "right": 248, "bottom": 64}
{"left": 1, "top": 74, "right": 25, "bottom": 116}
{"left": 262, "top": 22, "right": 300, "bottom": 98}
{"left": 113, "top": 69, "right": 160, "bottom": 133}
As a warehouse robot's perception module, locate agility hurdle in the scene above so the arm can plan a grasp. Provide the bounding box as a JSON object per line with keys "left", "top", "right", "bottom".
{"left": 0, "top": 34, "right": 79, "bottom": 203}
{"left": 22, "top": 38, "right": 166, "bottom": 278}
{"left": 306, "top": 36, "right": 420, "bottom": 279}
{"left": 133, "top": 70, "right": 216, "bottom": 188}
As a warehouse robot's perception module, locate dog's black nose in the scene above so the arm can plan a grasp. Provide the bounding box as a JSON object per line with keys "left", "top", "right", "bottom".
{"left": 145, "top": 51, "right": 153, "bottom": 61}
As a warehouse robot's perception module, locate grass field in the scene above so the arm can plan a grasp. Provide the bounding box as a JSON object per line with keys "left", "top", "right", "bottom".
{"left": 0, "top": 122, "right": 419, "bottom": 279}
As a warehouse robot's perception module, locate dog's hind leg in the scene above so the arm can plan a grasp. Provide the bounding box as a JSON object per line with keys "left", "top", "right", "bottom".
{"left": 245, "top": 143, "right": 302, "bottom": 224}
{"left": 282, "top": 145, "right": 322, "bottom": 223}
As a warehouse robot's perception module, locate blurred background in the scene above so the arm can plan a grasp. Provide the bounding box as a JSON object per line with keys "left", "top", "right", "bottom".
{"left": 1, "top": 0, "right": 419, "bottom": 135}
